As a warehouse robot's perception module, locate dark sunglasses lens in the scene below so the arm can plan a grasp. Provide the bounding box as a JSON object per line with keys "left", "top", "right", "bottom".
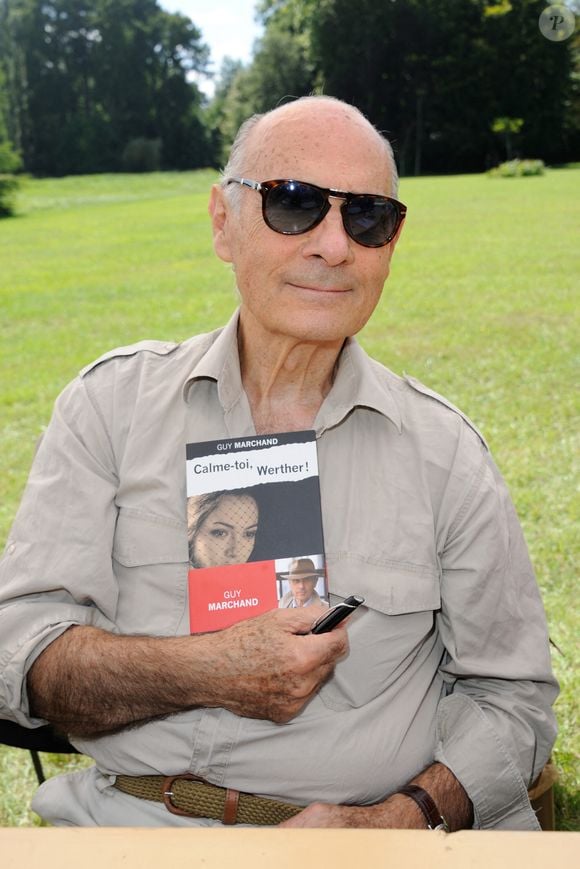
{"left": 345, "top": 197, "right": 400, "bottom": 247}
{"left": 265, "top": 182, "right": 325, "bottom": 234}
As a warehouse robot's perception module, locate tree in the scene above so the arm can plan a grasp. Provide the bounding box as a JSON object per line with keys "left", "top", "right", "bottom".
{"left": 204, "top": 57, "right": 246, "bottom": 166}
{"left": 151, "top": 10, "right": 212, "bottom": 169}
{"left": 309, "top": 0, "right": 576, "bottom": 172}
{"left": 223, "top": 0, "right": 578, "bottom": 174}
{"left": 0, "top": 0, "right": 212, "bottom": 175}
{"left": 209, "top": 1, "right": 318, "bottom": 162}
{"left": 0, "top": 65, "right": 21, "bottom": 216}
{"left": 491, "top": 117, "right": 524, "bottom": 160}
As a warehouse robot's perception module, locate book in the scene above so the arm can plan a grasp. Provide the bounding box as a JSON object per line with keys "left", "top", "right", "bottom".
{"left": 186, "top": 431, "right": 328, "bottom": 633}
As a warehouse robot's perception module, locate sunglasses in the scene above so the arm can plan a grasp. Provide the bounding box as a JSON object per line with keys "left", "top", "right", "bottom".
{"left": 225, "top": 177, "right": 407, "bottom": 248}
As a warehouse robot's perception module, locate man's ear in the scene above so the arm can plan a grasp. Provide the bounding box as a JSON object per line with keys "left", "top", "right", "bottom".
{"left": 208, "top": 184, "right": 233, "bottom": 263}
{"left": 388, "top": 218, "right": 405, "bottom": 255}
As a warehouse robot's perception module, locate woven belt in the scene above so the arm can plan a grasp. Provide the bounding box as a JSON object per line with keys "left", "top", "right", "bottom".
{"left": 114, "top": 773, "right": 304, "bottom": 825}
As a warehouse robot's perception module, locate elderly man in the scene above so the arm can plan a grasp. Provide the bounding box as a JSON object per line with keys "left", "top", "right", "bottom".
{"left": 0, "top": 96, "right": 557, "bottom": 830}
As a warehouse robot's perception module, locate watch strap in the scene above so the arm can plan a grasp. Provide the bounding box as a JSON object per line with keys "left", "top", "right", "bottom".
{"left": 397, "top": 784, "right": 449, "bottom": 832}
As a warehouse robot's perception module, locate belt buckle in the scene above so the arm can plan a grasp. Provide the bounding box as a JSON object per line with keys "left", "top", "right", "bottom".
{"left": 162, "top": 772, "right": 206, "bottom": 817}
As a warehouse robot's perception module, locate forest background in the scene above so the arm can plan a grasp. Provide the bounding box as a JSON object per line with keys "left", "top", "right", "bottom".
{"left": 0, "top": 0, "right": 579, "bottom": 178}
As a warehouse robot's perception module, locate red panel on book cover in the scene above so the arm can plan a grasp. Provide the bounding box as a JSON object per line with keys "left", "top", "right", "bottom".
{"left": 189, "top": 560, "right": 278, "bottom": 632}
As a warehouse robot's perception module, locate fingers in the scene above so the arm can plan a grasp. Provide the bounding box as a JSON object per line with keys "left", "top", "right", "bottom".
{"left": 278, "top": 803, "right": 378, "bottom": 828}
{"left": 274, "top": 606, "right": 350, "bottom": 657}
{"left": 254, "top": 631, "right": 348, "bottom": 723}
{"left": 279, "top": 604, "right": 328, "bottom": 634}
{"left": 202, "top": 607, "right": 350, "bottom": 722}
{"left": 315, "top": 622, "right": 349, "bottom": 660}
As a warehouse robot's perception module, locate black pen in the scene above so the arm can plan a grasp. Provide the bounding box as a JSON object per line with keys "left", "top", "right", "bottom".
{"left": 310, "top": 595, "right": 365, "bottom": 634}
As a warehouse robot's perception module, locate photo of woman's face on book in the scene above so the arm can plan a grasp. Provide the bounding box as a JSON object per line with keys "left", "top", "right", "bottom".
{"left": 188, "top": 492, "right": 259, "bottom": 568}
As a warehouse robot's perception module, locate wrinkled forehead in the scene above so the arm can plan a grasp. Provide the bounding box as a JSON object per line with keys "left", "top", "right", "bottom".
{"left": 244, "top": 104, "right": 392, "bottom": 194}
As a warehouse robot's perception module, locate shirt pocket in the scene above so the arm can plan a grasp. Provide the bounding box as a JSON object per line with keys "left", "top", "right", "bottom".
{"left": 318, "top": 555, "right": 441, "bottom": 711}
{"left": 112, "top": 507, "right": 189, "bottom": 635}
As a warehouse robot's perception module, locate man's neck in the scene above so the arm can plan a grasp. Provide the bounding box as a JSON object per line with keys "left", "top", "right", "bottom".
{"left": 238, "top": 312, "right": 345, "bottom": 435}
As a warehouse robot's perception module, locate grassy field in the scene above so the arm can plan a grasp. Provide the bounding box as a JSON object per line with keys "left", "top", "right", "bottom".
{"left": 0, "top": 168, "right": 578, "bottom": 828}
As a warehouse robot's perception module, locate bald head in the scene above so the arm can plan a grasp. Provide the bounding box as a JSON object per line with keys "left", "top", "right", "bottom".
{"left": 222, "top": 96, "right": 398, "bottom": 200}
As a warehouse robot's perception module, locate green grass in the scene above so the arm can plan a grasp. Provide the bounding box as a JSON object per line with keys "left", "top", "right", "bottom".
{"left": 0, "top": 168, "right": 578, "bottom": 828}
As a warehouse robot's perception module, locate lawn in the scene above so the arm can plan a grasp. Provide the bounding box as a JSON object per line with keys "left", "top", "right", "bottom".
{"left": 0, "top": 168, "right": 578, "bottom": 828}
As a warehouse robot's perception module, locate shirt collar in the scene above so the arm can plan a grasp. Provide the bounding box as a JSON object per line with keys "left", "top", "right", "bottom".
{"left": 182, "top": 309, "right": 244, "bottom": 412}
{"left": 183, "top": 308, "right": 402, "bottom": 433}
{"left": 314, "top": 336, "right": 402, "bottom": 434}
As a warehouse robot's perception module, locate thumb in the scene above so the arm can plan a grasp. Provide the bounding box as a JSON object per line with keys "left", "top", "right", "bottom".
{"left": 284, "top": 604, "right": 329, "bottom": 634}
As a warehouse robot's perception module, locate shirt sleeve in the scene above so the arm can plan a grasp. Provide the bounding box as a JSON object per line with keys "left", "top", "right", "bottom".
{"left": 0, "top": 375, "right": 120, "bottom": 726}
{"left": 433, "top": 431, "right": 558, "bottom": 829}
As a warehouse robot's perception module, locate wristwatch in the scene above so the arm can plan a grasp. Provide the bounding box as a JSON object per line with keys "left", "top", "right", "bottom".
{"left": 397, "top": 784, "right": 450, "bottom": 832}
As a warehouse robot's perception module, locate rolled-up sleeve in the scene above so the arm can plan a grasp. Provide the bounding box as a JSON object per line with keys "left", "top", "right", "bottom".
{"left": 433, "top": 441, "right": 558, "bottom": 829}
{"left": 0, "top": 376, "right": 120, "bottom": 726}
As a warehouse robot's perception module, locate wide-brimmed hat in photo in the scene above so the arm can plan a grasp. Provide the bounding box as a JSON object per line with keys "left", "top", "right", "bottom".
{"left": 280, "top": 557, "right": 325, "bottom": 580}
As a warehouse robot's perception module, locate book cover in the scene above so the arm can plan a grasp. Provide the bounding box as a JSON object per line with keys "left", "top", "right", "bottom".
{"left": 186, "top": 431, "right": 328, "bottom": 633}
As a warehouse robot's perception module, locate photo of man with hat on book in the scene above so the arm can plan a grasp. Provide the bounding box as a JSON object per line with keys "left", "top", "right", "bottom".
{"left": 278, "top": 557, "right": 329, "bottom": 609}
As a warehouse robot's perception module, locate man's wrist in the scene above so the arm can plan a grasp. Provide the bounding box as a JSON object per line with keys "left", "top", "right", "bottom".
{"left": 373, "top": 793, "right": 429, "bottom": 829}
{"left": 406, "top": 762, "right": 473, "bottom": 831}
{"left": 396, "top": 784, "right": 449, "bottom": 831}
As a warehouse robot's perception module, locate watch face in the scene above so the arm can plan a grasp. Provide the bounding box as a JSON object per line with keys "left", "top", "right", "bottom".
{"left": 431, "top": 820, "right": 449, "bottom": 833}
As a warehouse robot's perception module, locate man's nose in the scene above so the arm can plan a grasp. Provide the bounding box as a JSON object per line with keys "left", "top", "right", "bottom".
{"left": 301, "top": 201, "right": 354, "bottom": 266}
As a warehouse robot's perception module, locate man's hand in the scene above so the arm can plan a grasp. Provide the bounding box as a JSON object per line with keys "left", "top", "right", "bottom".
{"left": 280, "top": 763, "right": 472, "bottom": 830}
{"left": 197, "top": 606, "right": 348, "bottom": 722}
{"left": 280, "top": 794, "right": 426, "bottom": 828}
{"left": 28, "top": 605, "right": 347, "bottom": 737}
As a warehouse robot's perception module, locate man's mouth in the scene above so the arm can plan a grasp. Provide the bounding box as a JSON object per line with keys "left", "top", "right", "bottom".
{"left": 288, "top": 282, "right": 351, "bottom": 294}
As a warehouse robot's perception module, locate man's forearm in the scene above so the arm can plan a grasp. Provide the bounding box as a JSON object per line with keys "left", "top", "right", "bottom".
{"left": 27, "top": 625, "right": 216, "bottom": 737}
{"left": 27, "top": 610, "right": 347, "bottom": 738}
{"left": 280, "top": 762, "right": 473, "bottom": 829}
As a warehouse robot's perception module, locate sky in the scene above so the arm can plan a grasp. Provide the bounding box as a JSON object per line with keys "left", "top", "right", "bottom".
{"left": 160, "top": 0, "right": 264, "bottom": 95}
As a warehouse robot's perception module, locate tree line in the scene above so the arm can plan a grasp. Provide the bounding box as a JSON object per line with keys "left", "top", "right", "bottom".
{"left": 0, "top": 0, "right": 212, "bottom": 175}
{"left": 0, "top": 0, "right": 578, "bottom": 180}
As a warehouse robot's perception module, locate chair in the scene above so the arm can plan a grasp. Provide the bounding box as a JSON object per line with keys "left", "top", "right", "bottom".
{"left": 528, "top": 760, "right": 558, "bottom": 831}
{"left": 0, "top": 718, "right": 79, "bottom": 784}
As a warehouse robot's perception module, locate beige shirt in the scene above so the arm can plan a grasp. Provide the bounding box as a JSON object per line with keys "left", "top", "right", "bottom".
{"left": 0, "top": 311, "right": 557, "bottom": 829}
